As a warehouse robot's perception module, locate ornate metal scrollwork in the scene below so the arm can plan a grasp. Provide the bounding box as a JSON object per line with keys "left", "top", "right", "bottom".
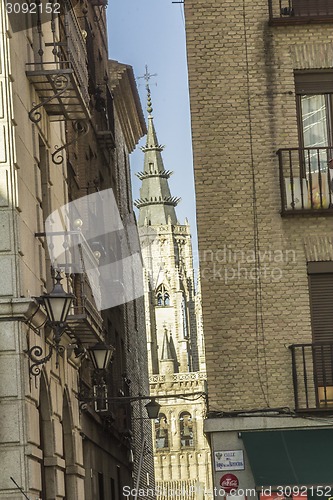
{"left": 25, "top": 344, "right": 53, "bottom": 377}
{"left": 28, "top": 74, "right": 70, "bottom": 123}
{"left": 25, "top": 341, "right": 68, "bottom": 377}
{"left": 51, "top": 120, "right": 89, "bottom": 165}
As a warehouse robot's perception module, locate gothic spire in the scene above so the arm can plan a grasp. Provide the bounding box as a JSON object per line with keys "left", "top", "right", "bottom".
{"left": 135, "top": 80, "right": 180, "bottom": 226}
{"left": 160, "top": 328, "right": 174, "bottom": 361}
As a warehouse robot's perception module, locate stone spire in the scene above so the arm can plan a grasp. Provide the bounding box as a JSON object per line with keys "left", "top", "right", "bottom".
{"left": 161, "top": 328, "right": 173, "bottom": 361}
{"left": 160, "top": 328, "right": 176, "bottom": 375}
{"left": 135, "top": 86, "right": 180, "bottom": 226}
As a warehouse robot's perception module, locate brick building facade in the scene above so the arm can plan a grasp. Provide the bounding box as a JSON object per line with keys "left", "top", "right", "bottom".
{"left": 185, "top": 0, "right": 333, "bottom": 494}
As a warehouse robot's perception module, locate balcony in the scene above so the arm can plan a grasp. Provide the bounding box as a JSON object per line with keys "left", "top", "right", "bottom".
{"left": 65, "top": 236, "right": 104, "bottom": 344}
{"left": 269, "top": 0, "right": 333, "bottom": 23}
{"left": 277, "top": 147, "right": 333, "bottom": 215}
{"left": 67, "top": 276, "right": 104, "bottom": 344}
{"left": 26, "top": 7, "right": 90, "bottom": 123}
{"left": 290, "top": 342, "right": 333, "bottom": 412}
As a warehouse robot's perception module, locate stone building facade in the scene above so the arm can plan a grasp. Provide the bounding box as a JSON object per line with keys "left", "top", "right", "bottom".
{"left": 136, "top": 88, "right": 212, "bottom": 500}
{"left": 0, "top": 2, "right": 153, "bottom": 499}
{"left": 185, "top": 0, "right": 333, "bottom": 495}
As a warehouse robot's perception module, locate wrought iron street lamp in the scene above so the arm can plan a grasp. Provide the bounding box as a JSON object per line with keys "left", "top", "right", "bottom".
{"left": 26, "top": 270, "right": 75, "bottom": 376}
{"left": 88, "top": 342, "right": 114, "bottom": 371}
{"left": 145, "top": 399, "right": 161, "bottom": 419}
{"left": 88, "top": 342, "right": 115, "bottom": 413}
{"left": 40, "top": 270, "right": 75, "bottom": 340}
{"left": 25, "top": 271, "right": 116, "bottom": 388}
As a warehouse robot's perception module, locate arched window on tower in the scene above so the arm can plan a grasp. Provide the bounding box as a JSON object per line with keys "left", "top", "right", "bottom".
{"left": 156, "top": 284, "right": 170, "bottom": 306}
{"left": 180, "top": 411, "right": 194, "bottom": 448}
{"left": 155, "top": 413, "right": 169, "bottom": 449}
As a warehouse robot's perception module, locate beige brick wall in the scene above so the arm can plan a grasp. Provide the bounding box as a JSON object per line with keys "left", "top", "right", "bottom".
{"left": 185, "top": 0, "right": 333, "bottom": 411}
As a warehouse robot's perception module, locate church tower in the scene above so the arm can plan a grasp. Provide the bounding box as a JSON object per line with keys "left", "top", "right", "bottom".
{"left": 135, "top": 83, "right": 212, "bottom": 499}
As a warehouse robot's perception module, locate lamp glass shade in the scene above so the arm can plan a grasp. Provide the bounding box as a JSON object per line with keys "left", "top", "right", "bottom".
{"left": 145, "top": 400, "right": 161, "bottom": 420}
{"left": 88, "top": 343, "right": 114, "bottom": 370}
{"left": 43, "top": 295, "right": 72, "bottom": 323}
{"left": 41, "top": 273, "right": 74, "bottom": 324}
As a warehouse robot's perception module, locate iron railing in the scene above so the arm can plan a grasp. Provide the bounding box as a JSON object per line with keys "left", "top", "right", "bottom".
{"left": 60, "top": 7, "right": 89, "bottom": 104}
{"left": 47, "top": 231, "right": 103, "bottom": 342}
{"left": 290, "top": 342, "right": 333, "bottom": 412}
{"left": 26, "top": 3, "right": 89, "bottom": 121}
{"left": 277, "top": 147, "right": 333, "bottom": 215}
{"left": 269, "top": 0, "right": 333, "bottom": 21}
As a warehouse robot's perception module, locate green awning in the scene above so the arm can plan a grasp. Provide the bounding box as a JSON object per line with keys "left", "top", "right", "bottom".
{"left": 242, "top": 429, "right": 333, "bottom": 488}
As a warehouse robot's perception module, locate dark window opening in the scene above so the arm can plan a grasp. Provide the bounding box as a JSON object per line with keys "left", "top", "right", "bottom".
{"left": 180, "top": 411, "right": 194, "bottom": 448}
{"left": 156, "top": 284, "right": 170, "bottom": 306}
{"left": 155, "top": 413, "right": 169, "bottom": 450}
{"left": 98, "top": 472, "right": 104, "bottom": 500}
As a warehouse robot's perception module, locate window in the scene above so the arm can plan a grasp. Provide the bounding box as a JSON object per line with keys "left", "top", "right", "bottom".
{"left": 296, "top": 71, "right": 333, "bottom": 170}
{"left": 308, "top": 262, "right": 333, "bottom": 404}
{"left": 98, "top": 473, "right": 104, "bottom": 500}
{"left": 155, "top": 413, "right": 169, "bottom": 449}
{"left": 308, "top": 262, "right": 333, "bottom": 343}
{"left": 156, "top": 284, "right": 170, "bottom": 306}
{"left": 180, "top": 412, "right": 194, "bottom": 448}
{"left": 290, "top": 71, "right": 333, "bottom": 209}
{"left": 110, "top": 478, "right": 115, "bottom": 500}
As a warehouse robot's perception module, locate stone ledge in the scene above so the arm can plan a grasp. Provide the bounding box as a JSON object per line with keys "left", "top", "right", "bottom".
{"left": 44, "top": 456, "right": 66, "bottom": 468}
{"left": 66, "top": 464, "right": 85, "bottom": 478}
{"left": 26, "top": 444, "right": 43, "bottom": 460}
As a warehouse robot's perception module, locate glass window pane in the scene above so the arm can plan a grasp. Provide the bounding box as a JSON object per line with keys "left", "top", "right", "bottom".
{"left": 301, "top": 94, "right": 328, "bottom": 149}
{"left": 301, "top": 95, "right": 330, "bottom": 174}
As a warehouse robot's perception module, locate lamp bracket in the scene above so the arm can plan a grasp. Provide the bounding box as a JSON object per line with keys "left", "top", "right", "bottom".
{"left": 25, "top": 344, "right": 54, "bottom": 377}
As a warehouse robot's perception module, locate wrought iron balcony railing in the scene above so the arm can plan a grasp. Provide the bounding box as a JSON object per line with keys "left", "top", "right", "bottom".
{"left": 45, "top": 229, "right": 103, "bottom": 343}
{"left": 269, "top": 0, "right": 333, "bottom": 22}
{"left": 26, "top": 4, "right": 90, "bottom": 123}
{"left": 66, "top": 236, "right": 104, "bottom": 344}
{"left": 277, "top": 147, "right": 333, "bottom": 215}
{"left": 290, "top": 342, "right": 333, "bottom": 412}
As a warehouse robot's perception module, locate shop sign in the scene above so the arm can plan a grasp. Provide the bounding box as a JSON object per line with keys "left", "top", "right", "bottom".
{"left": 220, "top": 473, "right": 239, "bottom": 493}
{"left": 215, "top": 450, "right": 245, "bottom": 471}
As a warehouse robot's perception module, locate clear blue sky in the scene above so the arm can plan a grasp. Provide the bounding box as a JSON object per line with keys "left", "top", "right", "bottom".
{"left": 107, "top": 1, "right": 198, "bottom": 267}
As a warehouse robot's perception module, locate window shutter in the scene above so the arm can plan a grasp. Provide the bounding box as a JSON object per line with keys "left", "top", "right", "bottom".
{"left": 308, "top": 263, "right": 333, "bottom": 388}
{"left": 308, "top": 267, "right": 333, "bottom": 343}
{"left": 295, "top": 71, "right": 333, "bottom": 95}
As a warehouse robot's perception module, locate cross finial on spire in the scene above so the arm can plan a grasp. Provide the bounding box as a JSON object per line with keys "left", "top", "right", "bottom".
{"left": 138, "top": 64, "right": 157, "bottom": 88}
{"left": 138, "top": 65, "right": 157, "bottom": 115}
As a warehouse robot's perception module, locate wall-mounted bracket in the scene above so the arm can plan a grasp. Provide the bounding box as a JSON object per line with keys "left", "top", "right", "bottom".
{"left": 52, "top": 120, "right": 89, "bottom": 165}
{"left": 28, "top": 73, "right": 71, "bottom": 123}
